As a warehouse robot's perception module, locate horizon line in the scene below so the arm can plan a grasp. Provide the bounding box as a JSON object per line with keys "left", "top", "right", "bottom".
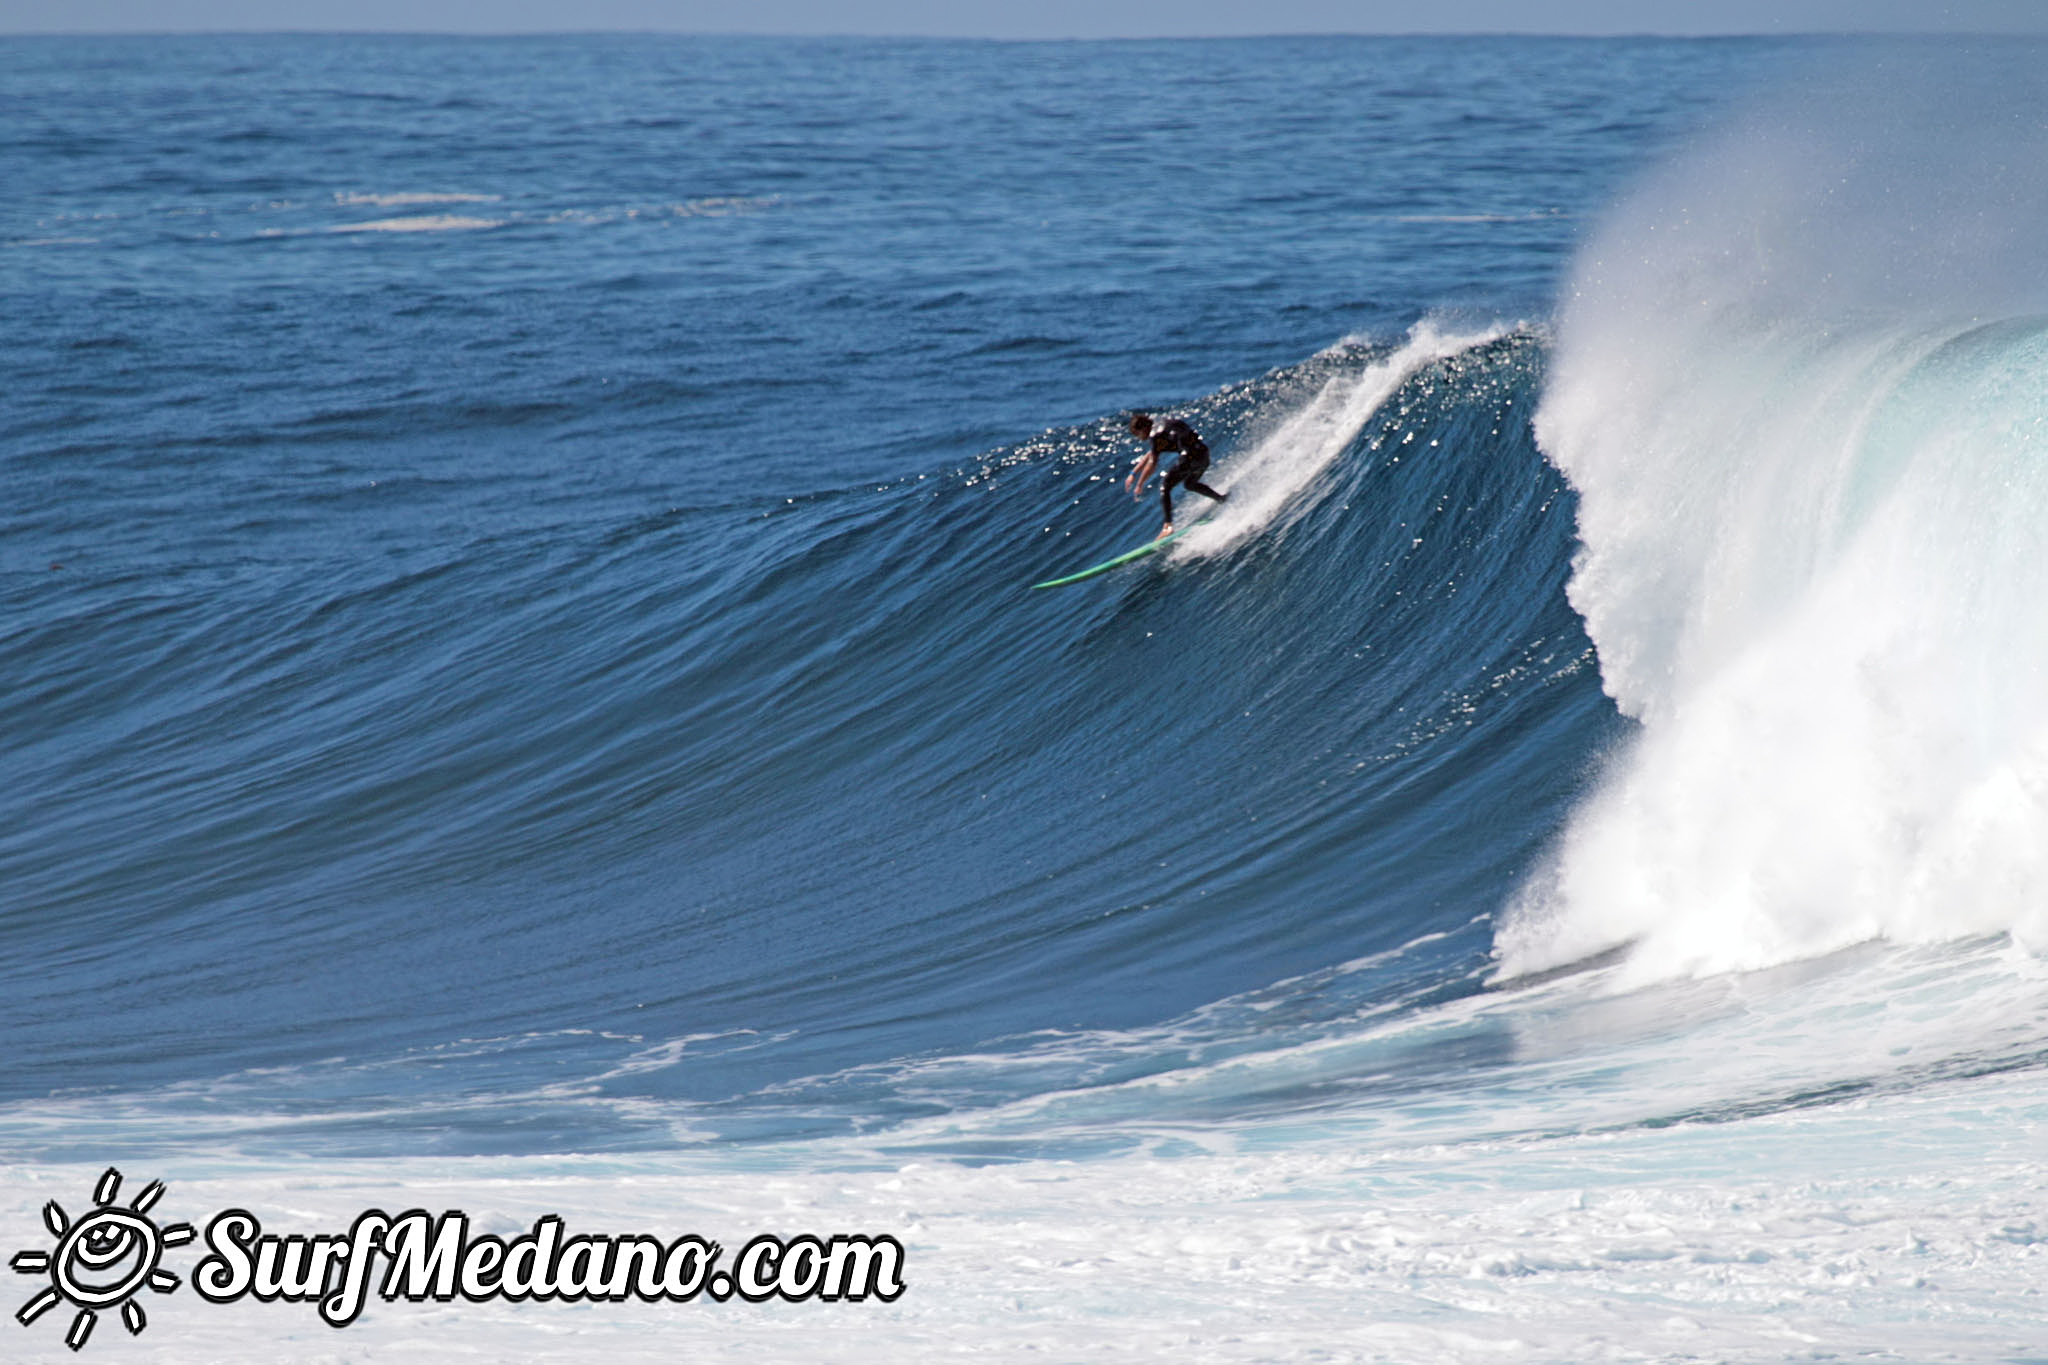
{"left": 1, "top": 27, "right": 2036, "bottom": 39}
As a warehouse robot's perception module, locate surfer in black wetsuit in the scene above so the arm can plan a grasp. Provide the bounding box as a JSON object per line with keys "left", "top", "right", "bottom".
{"left": 1125, "top": 412, "right": 1226, "bottom": 538}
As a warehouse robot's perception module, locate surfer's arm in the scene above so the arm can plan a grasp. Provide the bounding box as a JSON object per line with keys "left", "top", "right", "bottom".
{"left": 1125, "top": 452, "right": 1157, "bottom": 496}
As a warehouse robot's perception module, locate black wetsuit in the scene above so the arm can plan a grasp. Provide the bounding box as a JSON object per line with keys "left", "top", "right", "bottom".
{"left": 1149, "top": 418, "right": 1226, "bottom": 525}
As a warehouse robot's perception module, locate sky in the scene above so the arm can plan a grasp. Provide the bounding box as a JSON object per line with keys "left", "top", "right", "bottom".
{"left": 6, "top": 0, "right": 2048, "bottom": 38}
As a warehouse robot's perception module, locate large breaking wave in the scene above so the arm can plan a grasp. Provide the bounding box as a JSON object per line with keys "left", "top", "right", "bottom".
{"left": 1499, "top": 51, "right": 2048, "bottom": 982}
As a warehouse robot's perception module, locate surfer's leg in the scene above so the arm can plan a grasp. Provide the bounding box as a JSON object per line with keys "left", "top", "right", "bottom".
{"left": 1177, "top": 450, "right": 1222, "bottom": 503}
{"left": 1157, "top": 465, "right": 1187, "bottom": 534}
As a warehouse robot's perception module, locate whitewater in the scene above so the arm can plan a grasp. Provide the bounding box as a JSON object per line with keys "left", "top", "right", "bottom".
{"left": 3, "top": 32, "right": 2045, "bottom": 1363}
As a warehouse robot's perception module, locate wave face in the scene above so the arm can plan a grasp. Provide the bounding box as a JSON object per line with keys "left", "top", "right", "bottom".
{"left": 9, "top": 30, "right": 1799, "bottom": 1163}
{"left": 1, "top": 320, "right": 1610, "bottom": 1154}
{"left": 1501, "top": 49, "right": 2048, "bottom": 982}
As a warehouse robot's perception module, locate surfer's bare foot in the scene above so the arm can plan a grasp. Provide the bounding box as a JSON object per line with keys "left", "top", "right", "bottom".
{"left": 1155, "top": 524, "right": 1174, "bottom": 540}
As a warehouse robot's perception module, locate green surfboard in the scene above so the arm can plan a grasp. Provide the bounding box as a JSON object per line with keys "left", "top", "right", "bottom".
{"left": 1030, "top": 516, "right": 1208, "bottom": 590}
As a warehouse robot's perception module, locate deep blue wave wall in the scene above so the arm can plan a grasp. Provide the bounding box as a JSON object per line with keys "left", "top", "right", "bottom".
{"left": 0, "top": 33, "right": 1770, "bottom": 1154}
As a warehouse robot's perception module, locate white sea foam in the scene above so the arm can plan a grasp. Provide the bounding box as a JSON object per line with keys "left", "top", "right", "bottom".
{"left": 1176, "top": 319, "right": 1505, "bottom": 560}
{"left": 329, "top": 214, "right": 505, "bottom": 233}
{"left": 7, "top": 939, "right": 2044, "bottom": 1362}
{"left": 334, "top": 192, "right": 501, "bottom": 206}
{"left": 540, "top": 196, "right": 780, "bottom": 225}
{"left": 1497, "top": 53, "right": 2048, "bottom": 984}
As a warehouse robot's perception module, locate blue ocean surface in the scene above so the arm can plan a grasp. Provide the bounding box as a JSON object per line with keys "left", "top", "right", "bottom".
{"left": 5, "top": 33, "right": 2047, "bottom": 1362}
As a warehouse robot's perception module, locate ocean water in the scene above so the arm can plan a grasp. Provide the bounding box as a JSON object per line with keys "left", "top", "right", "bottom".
{"left": 4, "top": 32, "right": 2046, "bottom": 1362}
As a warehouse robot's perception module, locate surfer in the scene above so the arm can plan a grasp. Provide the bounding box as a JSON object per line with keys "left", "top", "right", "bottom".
{"left": 1125, "top": 412, "right": 1226, "bottom": 538}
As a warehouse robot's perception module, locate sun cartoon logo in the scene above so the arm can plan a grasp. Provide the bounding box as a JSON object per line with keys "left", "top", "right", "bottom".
{"left": 11, "top": 1168, "right": 195, "bottom": 1352}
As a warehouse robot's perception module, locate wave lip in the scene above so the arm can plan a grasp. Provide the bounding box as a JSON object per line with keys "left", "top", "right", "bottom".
{"left": 1176, "top": 318, "right": 1508, "bottom": 560}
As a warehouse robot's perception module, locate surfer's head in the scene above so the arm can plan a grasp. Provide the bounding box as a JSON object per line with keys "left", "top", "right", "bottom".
{"left": 1128, "top": 413, "right": 1153, "bottom": 437}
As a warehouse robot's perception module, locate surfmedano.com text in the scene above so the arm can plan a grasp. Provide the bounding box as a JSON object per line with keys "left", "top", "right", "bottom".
{"left": 193, "top": 1208, "right": 907, "bottom": 1326}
